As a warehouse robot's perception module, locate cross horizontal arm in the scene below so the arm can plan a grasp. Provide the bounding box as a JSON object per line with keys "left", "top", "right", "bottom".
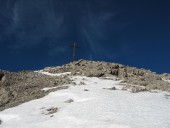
{"left": 69, "top": 45, "right": 80, "bottom": 48}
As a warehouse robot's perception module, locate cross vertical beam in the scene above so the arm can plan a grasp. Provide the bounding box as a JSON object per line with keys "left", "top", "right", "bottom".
{"left": 70, "top": 42, "right": 80, "bottom": 62}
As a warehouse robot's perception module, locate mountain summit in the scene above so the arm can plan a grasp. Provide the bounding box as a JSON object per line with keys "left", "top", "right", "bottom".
{"left": 0, "top": 60, "right": 170, "bottom": 127}
{"left": 0, "top": 60, "right": 170, "bottom": 111}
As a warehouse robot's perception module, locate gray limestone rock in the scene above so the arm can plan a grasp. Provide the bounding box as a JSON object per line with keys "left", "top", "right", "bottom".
{"left": 65, "top": 99, "right": 74, "bottom": 103}
{"left": 84, "top": 89, "right": 89, "bottom": 91}
{"left": 131, "top": 86, "right": 147, "bottom": 93}
{"left": 79, "top": 82, "right": 86, "bottom": 85}
{"left": 46, "top": 107, "right": 58, "bottom": 115}
{"left": 0, "top": 71, "right": 71, "bottom": 111}
{"left": 103, "top": 87, "right": 116, "bottom": 90}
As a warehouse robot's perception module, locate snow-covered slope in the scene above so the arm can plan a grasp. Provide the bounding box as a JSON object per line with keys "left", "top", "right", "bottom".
{"left": 0, "top": 75, "right": 170, "bottom": 128}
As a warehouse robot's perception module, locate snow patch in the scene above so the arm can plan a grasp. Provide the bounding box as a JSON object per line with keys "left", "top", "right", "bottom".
{"left": 0, "top": 114, "right": 20, "bottom": 123}
{"left": 42, "top": 87, "right": 58, "bottom": 91}
{"left": 35, "top": 70, "right": 71, "bottom": 76}
{"left": 162, "top": 78, "right": 170, "bottom": 83}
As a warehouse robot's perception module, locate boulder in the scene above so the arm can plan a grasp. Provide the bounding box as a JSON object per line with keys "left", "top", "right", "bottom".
{"left": 65, "top": 99, "right": 74, "bottom": 103}
{"left": 131, "top": 86, "right": 147, "bottom": 93}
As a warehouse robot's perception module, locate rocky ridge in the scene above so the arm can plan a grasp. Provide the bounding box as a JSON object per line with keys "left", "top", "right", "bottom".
{"left": 0, "top": 59, "right": 170, "bottom": 111}
{"left": 44, "top": 59, "right": 170, "bottom": 92}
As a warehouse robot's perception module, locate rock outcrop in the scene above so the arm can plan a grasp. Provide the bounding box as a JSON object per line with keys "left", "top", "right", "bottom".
{"left": 43, "top": 59, "right": 170, "bottom": 92}
{"left": 0, "top": 70, "right": 71, "bottom": 111}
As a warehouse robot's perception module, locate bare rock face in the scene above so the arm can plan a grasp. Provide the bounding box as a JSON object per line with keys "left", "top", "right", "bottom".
{"left": 0, "top": 87, "right": 8, "bottom": 105}
{"left": 0, "top": 70, "right": 71, "bottom": 111}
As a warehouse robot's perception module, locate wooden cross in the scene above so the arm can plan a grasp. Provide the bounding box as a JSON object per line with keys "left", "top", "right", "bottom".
{"left": 70, "top": 42, "right": 80, "bottom": 61}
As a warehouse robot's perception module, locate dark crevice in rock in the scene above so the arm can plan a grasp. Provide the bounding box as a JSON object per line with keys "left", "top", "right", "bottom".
{"left": 0, "top": 73, "right": 4, "bottom": 81}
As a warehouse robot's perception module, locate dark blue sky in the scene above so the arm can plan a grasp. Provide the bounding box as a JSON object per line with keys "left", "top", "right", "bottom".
{"left": 0, "top": 0, "right": 170, "bottom": 73}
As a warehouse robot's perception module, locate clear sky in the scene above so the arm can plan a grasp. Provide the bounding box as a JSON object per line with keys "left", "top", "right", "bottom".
{"left": 0, "top": 0, "right": 170, "bottom": 73}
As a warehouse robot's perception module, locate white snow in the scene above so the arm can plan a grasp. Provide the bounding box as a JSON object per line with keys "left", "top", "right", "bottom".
{"left": 41, "top": 87, "right": 58, "bottom": 91}
{"left": 0, "top": 76, "right": 170, "bottom": 128}
{"left": 162, "top": 78, "right": 170, "bottom": 83}
{"left": 35, "top": 70, "right": 71, "bottom": 76}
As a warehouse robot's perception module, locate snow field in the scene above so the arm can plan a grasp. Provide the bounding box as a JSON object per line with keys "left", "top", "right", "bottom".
{"left": 0, "top": 76, "right": 170, "bottom": 128}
